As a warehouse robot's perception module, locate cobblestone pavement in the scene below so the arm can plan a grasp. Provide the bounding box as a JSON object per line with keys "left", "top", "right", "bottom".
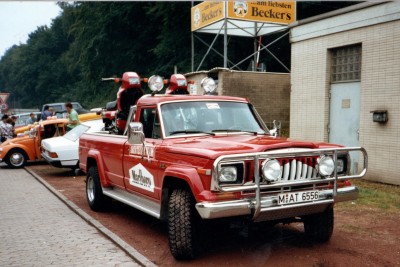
{"left": 0, "top": 165, "right": 140, "bottom": 267}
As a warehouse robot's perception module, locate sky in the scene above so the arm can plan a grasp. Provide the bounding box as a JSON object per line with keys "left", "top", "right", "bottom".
{"left": 0, "top": 1, "right": 61, "bottom": 58}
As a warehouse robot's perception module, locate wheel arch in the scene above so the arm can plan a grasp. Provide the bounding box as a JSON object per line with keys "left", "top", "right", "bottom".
{"left": 5, "top": 145, "right": 34, "bottom": 161}
{"left": 160, "top": 167, "right": 205, "bottom": 221}
{"left": 85, "top": 151, "right": 111, "bottom": 187}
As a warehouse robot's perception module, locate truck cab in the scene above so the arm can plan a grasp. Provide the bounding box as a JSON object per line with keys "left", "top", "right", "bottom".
{"left": 79, "top": 74, "right": 367, "bottom": 260}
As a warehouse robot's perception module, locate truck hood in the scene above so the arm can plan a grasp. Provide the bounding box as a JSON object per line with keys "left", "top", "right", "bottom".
{"left": 162, "top": 135, "right": 338, "bottom": 160}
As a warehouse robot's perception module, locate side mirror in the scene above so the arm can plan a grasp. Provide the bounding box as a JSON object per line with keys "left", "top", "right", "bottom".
{"left": 128, "top": 122, "right": 144, "bottom": 144}
{"left": 269, "top": 120, "right": 281, "bottom": 137}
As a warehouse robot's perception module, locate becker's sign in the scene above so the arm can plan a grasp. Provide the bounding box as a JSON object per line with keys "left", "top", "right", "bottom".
{"left": 191, "top": 1, "right": 296, "bottom": 32}
{"left": 227, "top": 1, "right": 295, "bottom": 24}
{"left": 191, "top": 1, "right": 225, "bottom": 31}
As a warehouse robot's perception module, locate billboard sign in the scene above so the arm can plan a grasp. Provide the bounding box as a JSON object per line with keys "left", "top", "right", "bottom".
{"left": 191, "top": 1, "right": 225, "bottom": 31}
{"left": 191, "top": 1, "right": 296, "bottom": 33}
{"left": 227, "top": 1, "right": 296, "bottom": 25}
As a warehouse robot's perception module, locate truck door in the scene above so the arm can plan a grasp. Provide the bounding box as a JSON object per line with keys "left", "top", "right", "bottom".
{"left": 123, "top": 107, "right": 163, "bottom": 199}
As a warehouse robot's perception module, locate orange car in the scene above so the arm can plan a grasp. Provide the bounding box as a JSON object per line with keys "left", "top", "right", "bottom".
{"left": 1, "top": 118, "right": 70, "bottom": 168}
{"left": 14, "top": 112, "right": 101, "bottom": 135}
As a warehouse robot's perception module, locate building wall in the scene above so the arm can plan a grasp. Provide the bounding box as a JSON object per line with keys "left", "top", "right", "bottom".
{"left": 186, "top": 70, "right": 291, "bottom": 134}
{"left": 290, "top": 13, "right": 400, "bottom": 184}
{"left": 220, "top": 71, "right": 290, "bottom": 134}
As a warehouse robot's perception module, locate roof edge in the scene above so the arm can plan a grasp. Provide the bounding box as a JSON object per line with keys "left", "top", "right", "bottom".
{"left": 288, "top": 1, "right": 387, "bottom": 28}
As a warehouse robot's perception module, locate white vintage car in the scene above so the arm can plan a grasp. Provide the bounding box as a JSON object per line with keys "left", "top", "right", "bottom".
{"left": 41, "top": 119, "right": 104, "bottom": 169}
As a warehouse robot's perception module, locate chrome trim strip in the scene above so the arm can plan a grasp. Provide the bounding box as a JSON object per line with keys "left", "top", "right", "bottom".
{"left": 259, "top": 199, "right": 334, "bottom": 213}
{"left": 102, "top": 187, "right": 160, "bottom": 218}
{"left": 84, "top": 132, "right": 128, "bottom": 139}
{"left": 334, "top": 186, "right": 359, "bottom": 202}
{"left": 253, "top": 155, "right": 261, "bottom": 219}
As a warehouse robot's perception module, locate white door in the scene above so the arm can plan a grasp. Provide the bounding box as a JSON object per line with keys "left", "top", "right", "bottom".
{"left": 329, "top": 82, "right": 360, "bottom": 173}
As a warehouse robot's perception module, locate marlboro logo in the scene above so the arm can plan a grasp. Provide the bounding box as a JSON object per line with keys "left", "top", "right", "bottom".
{"left": 129, "top": 163, "right": 155, "bottom": 192}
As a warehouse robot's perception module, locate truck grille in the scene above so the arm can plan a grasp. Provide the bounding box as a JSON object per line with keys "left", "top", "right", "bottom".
{"left": 275, "top": 157, "right": 319, "bottom": 182}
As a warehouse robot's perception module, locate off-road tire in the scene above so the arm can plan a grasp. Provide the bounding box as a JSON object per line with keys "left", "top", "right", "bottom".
{"left": 86, "top": 166, "right": 108, "bottom": 211}
{"left": 6, "top": 149, "right": 27, "bottom": 168}
{"left": 168, "top": 188, "right": 198, "bottom": 260}
{"left": 303, "top": 206, "right": 334, "bottom": 242}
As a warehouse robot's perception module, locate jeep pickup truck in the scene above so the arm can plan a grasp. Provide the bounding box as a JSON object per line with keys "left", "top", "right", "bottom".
{"left": 79, "top": 75, "right": 367, "bottom": 260}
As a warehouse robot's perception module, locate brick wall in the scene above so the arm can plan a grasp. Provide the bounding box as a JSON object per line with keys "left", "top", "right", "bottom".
{"left": 220, "top": 71, "right": 290, "bottom": 134}
{"left": 186, "top": 70, "right": 291, "bottom": 134}
{"left": 291, "top": 19, "right": 400, "bottom": 185}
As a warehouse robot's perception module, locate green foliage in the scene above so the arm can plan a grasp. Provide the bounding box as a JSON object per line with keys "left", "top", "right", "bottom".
{"left": 0, "top": 2, "right": 360, "bottom": 110}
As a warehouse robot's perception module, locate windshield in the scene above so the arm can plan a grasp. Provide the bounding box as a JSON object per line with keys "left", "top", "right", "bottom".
{"left": 160, "top": 101, "right": 266, "bottom": 137}
{"left": 63, "top": 124, "right": 90, "bottom": 142}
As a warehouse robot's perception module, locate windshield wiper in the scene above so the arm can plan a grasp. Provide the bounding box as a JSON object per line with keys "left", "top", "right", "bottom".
{"left": 212, "top": 129, "right": 261, "bottom": 135}
{"left": 169, "top": 130, "right": 215, "bottom": 136}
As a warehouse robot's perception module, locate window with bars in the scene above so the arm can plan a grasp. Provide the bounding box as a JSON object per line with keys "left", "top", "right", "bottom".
{"left": 330, "top": 45, "right": 362, "bottom": 83}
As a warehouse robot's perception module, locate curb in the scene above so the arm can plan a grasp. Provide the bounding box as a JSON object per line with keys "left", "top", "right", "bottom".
{"left": 25, "top": 167, "right": 157, "bottom": 267}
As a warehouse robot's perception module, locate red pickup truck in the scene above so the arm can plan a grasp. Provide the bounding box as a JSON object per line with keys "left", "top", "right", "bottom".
{"left": 79, "top": 75, "right": 367, "bottom": 260}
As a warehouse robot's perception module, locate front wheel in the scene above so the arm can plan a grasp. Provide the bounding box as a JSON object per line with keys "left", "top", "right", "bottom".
{"left": 86, "top": 166, "right": 108, "bottom": 211}
{"left": 6, "top": 149, "right": 27, "bottom": 168}
{"left": 303, "top": 206, "right": 334, "bottom": 242}
{"left": 168, "top": 189, "right": 198, "bottom": 260}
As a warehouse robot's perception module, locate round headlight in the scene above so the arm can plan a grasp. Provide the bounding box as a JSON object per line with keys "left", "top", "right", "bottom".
{"left": 261, "top": 159, "right": 281, "bottom": 182}
{"left": 318, "top": 155, "right": 335, "bottom": 176}
{"left": 201, "top": 77, "right": 216, "bottom": 93}
{"left": 148, "top": 75, "right": 164, "bottom": 92}
{"left": 219, "top": 166, "right": 237, "bottom": 182}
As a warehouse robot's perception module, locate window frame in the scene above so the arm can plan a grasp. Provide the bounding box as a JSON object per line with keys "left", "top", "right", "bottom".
{"left": 330, "top": 44, "right": 362, "bottom": 83}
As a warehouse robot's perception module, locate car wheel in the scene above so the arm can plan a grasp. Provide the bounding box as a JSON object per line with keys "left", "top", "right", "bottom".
{"left": 86, "top": 165, "right": 108, "bottom": 211}
{"left": 6, "top": 149, "right": 27, "bottom": 168}
{"left": 168, "top": 188, "right": 198, "bottom": 260}
{"left": 303, "top": 206, "right": 334, "bottom": 242}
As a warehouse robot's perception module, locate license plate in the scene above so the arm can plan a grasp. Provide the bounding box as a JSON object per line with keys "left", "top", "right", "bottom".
{"left": 277, "top": 190, "right": 319, "bottom": 205}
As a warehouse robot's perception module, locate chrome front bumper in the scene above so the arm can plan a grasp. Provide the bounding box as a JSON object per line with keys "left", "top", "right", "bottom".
{"left": 195, "top": 186, "right": 358, "bottom": 221}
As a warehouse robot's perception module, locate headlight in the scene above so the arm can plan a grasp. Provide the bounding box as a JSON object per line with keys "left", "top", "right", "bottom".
{"left": 318, "top": 155, "right": 335, "bottom": 176}
{"left": 261, "top": 159, "right": 281, "bottom": 182}
{"left": 201, "top": 77, "right": 217, "bottom": 93}
{"left": 336, "top": 158, "right": 344, "bottom": 173}
{"left": 219, "top": 166, "right": 237, "bottom": 182}
{"left": 148, "top": 75, "right": 164, "bottom": 92}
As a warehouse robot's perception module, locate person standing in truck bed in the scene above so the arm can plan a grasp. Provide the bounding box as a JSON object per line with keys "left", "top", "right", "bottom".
{"left": 65, "top": 102, "right": 80, "bottom": 131}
